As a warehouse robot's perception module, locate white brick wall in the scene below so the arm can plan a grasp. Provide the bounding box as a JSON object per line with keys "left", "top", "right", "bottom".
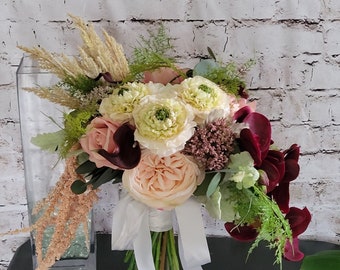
{"left": 1, "top": 1, "right": 340, "bottom": 268}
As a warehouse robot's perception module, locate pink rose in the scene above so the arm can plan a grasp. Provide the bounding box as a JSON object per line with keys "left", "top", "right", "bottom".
{"left": 122, "top": 150, "right": 204, "bottom": 210}
{"left": 143, "top": 67, "right": 189, "bottom": 85}
{"left": 80, "top": 117, "right": 121, "bottom": 170}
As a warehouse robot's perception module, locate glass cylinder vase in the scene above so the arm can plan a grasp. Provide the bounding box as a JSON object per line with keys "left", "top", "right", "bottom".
{"left": 16, "top": 56, "right": 96, "bottom": 270}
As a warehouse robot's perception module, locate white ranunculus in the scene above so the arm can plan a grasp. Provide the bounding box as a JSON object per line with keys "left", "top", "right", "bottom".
{"left": 132, "top": 95, "right": 196, "bottom": 156}
{"left": 177, "top": 76, "right": 232, "bottom": 124}
{"left": 99, "top": 82, "right": 150, "bottom": 122}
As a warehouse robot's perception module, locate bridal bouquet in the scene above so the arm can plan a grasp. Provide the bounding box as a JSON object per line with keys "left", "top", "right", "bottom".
{"left": 19, "top": 15, "right": 311, "bottom": 270}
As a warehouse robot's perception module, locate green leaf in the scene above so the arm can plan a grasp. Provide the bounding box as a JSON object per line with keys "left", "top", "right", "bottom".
{"left": 300, "top": 250, "right": 340, "bottom": 270}
{"left": 194, "top": 173, "right": 215, "bottom": 196}
{"left": 206, "top": 172, "right": 222, "bottom": 198}
{"left": 193, "top": 59, "right": 219, "bottom": 78}
{"left": 71, "top": 179, "right": 88, "bottom": 194}
{"left": 92, "top": 168, "right": 122, "bottom": 189}
{"left": 75, "top": 160, "right": 97, "bottom": 175}
{"left": 77, "top": 152, "right": 90, "bottom": 165}
{"left": 205, "top": 187, "right": 222, "bottom": 219}
{"left": 207, "top": 47, "right": 216, "bottom": 61}
{"left": 31, "top": 130, "right": 65, "bottom": 152}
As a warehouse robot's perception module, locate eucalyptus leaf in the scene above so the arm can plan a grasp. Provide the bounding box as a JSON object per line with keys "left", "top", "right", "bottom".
{"left": 193, "top": 59, "right": 219, "bottom": 77}
{"left": 71, "top": 179, "right": 88, "bottom": 194}
{"left": 206, "top": 172, "right": 222, "bottom": 198}
{"left": 194, "top": 173, "right": 215, "bottom": 196}
{"left": 75, "top": 160, "right": 97, "bottom": 174}
{"left": 92, "top": 168, "right": 122, "bottom": 189}
{"left": 76, "top": 152, "right": 89, "bottom": 164}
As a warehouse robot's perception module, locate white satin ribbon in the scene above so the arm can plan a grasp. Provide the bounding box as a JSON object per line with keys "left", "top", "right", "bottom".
{"left": 111, "top": 195, "right": 210, "bottom": 270}
{"left": 175, "top": 198, "right": 211, "bottom": 269}
{"left": 111, "top": 195, "right": 155, "bottom": 270}
{"left": 149, "top": 208, "right": 173, "bottom": 232}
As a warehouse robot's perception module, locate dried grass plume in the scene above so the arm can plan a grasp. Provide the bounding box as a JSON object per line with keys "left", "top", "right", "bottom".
{"left": 18, "top": 15, "right": 129, "bottom": 82}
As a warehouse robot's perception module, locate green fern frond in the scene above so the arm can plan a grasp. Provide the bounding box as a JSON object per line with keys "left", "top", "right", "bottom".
{"left": 204, "top": 62, "right": 248, "bottom": 96}
{"left": 127, "top": 25, "right": 180, "bottom": 81}
{"left": 60, "top": 109, "right": 94, "bottom": 157}
{"left": 247, "top": 185, "right": 292, "bottom": 268}
{"left": 225, "top": 183, "right": 291, "bottom": 268}
{"left": 62, "top": 74, "right": 101, "bottom": 95}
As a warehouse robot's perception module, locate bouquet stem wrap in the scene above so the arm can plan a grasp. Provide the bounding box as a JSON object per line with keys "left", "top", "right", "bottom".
{"left": 111, "top": 194, "right": 211, "bottom": 269}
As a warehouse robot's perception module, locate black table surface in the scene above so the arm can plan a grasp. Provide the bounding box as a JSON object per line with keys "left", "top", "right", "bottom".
{"left": 8, "top": 234, "right": 340, "bottom": 270}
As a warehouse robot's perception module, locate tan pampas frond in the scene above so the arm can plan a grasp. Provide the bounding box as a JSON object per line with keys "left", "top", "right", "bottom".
{"left": 31, "top": 156, "right": 99, "bottom": 270}
{"left": 19, "top": 15, "right": 129, "bottom": 82}
{"left": 23, "top": 85, "right": 82, "bottom": 109}
{"left": 69, "top": 14, "right": 130, "bottom": 80}
{"left": 17, "top": 46, "right": 84, "bottom": 80}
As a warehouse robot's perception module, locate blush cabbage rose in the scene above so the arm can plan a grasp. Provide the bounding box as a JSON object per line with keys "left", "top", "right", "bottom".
{"left": 122, "top": 150, "right": 204, "bottom": 210}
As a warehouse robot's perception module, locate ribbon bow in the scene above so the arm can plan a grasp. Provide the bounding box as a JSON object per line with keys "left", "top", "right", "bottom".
{"left": 111, "top": 194, "right": 211, "bottom": 270}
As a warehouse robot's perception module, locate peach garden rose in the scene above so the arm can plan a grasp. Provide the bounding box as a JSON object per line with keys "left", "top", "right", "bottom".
{"left": 122, "top": 150, "right": 204, "bottom": 210}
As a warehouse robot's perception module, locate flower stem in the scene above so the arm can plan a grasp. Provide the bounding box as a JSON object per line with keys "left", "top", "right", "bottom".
{"left": 168, "top": 229, "right": 180, "bottom": 270}
{"left": 160, "top": 231, "right": 168, "bottom": 270}
{"left": 151, "top": 232, "right": 161, "bottom": 269}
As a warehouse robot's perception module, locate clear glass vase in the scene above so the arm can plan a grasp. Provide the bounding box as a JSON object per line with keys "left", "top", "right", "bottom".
{"left": 16, "top": 56, "right": 96, "bottom": 270}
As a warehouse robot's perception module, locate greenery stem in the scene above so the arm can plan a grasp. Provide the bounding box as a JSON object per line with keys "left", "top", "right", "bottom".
{"left": 160, "top": 231, "right": 168, "bottom": 270}
{"left": 168, "top": 229, "right": 180, "bottom": 270}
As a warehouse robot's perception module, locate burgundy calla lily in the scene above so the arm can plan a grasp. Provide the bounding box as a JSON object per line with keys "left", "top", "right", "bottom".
{"left": 239, "top": 129, "right": 262, "bottom": 166}
{"left": 284, "top": 238, "right": 305, "bottom": 261}
{"left": 261, "top": 155, "right": 285, "bottom": 192}
{"left": 98, "top": 123, "right": 141, "bottom": 169}
{"left": 233, "top": 106, "right": 253, "bottom": 123}
{"left": 282, "top": 144, "right": 300, "bottom": 183}
{"left": 269, "top": 144, "right": 301, "bottom": 213}
{"left": 243, "top": 112, "right": 272, "bottom": 160}
{"left": 270, "top": 183, "right": 290, "bottom": 213}
{"left": 285, "top": 207, "right": 311, "bottom": 238}
{"left": 283, "top": 207, "right": 312, "bottom": 261}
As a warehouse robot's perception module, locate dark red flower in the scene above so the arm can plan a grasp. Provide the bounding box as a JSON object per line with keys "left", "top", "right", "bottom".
{"left": 270, "top": 183, "right": 290, "bottom": 213}
{"left": 284, "top": 237, "right": 305, "bottom": 261}
{"left": 98, "top": 123, "right": 141, "bottom": 169}
{"left": 282, "top": 144, "right": 300, "bottom": 183}
{"left": 285, "top": 207, "right": 311, "bottom": 238}
{"left": 224, "top": 222, "right": 258, "bottom": 242}
{"left": 234, "top": 107, "right": 283, "bottom": 193}
{"left": 234, "top": 106, "right": 253, "bottom": 123}
{"left": 227, "top": 107, "right": 311, "bottom": 263}
{"left": 283, "top": 207, "right": 312, "bottom": 261}
{"left": 269, "top": 144, "right": 301, "bottom": 213}
{"left": 261, "top": 150, "right": 285, "bottom": 193}
{"left": 234, "top": 107, "right": 303, "bottom": 213}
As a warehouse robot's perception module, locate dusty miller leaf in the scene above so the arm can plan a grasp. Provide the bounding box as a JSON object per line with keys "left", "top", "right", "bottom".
{"left": 31, "top": 130, "right": 65, "bottom": 152}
